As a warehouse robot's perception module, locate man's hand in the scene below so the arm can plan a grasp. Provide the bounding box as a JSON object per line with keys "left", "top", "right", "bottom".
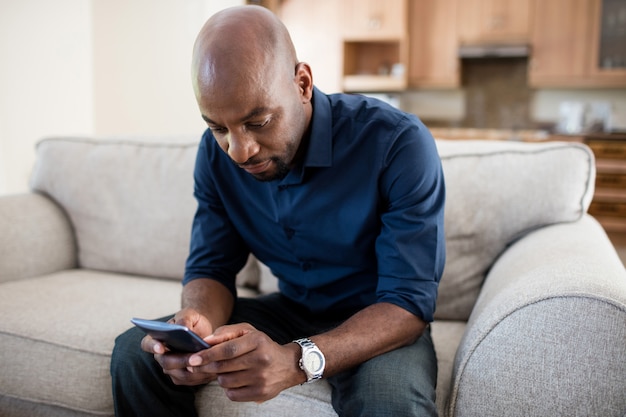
{"left": 140, "top": 308, "right": 217, "bottom": 385}
{"left": 186, "top": 323, "right": 304, "bottom": 402}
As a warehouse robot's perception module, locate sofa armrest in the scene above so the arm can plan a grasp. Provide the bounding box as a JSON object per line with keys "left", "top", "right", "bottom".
{"left": 447, "top": 215, "right": 626, "bottom": 417}
{"left": 0, "top": 193, "right": 77, "bottom": 283}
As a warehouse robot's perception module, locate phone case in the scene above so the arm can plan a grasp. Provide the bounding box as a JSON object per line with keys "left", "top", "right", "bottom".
{"left": 131, "top": 318, "right": 211, "bottom": 352}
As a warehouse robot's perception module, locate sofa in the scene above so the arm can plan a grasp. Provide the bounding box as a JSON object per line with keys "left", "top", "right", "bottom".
{"left": 1, "top": 135, "right": 625, "bottom": 417}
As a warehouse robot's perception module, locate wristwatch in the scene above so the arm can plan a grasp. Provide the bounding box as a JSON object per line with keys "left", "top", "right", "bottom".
{"left": 293, "top": 338, "right": 325, "bottom": 383}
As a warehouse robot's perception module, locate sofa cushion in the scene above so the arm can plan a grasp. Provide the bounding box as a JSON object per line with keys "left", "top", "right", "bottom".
{"left": 433, "top": 140, "right": 595, "bottom": 320}
{"left": 29, "top": 138, "right": 263, "bottom": 289}
{"left": 0, "top": 270, "right": 182, "bottom": 414}
{"left": 30, "top": 137, "right": 199, "bottom": 280}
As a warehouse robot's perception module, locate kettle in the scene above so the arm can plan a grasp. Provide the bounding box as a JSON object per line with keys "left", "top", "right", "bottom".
{"left": 556, "top": 101, "right": 612, "bottom": 134}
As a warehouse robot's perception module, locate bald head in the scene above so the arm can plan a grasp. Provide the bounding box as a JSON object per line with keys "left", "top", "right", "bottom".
{"left": 191, "top": 5, "right": 299, "bottom": 100}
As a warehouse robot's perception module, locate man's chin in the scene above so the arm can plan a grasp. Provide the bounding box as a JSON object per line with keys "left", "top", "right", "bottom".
{"left": 251, "top": 162, "right": 290, "bottom": 182}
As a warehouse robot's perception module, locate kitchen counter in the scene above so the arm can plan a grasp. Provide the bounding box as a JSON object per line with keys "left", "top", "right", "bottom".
{"left": 428, "top": 127, "right": 550, "bottom": 142}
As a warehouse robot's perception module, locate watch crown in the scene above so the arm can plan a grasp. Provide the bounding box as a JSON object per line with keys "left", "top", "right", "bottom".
{"left": 293, "top": 338, "right": 325, "bottom": 383}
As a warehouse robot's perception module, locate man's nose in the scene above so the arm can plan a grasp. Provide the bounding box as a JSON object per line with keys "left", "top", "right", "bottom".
{"left": 227, "top": 130, "right": 260, "bottom": 164}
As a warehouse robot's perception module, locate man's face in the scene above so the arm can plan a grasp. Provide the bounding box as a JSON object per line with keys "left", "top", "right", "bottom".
{"left": 196, "top": 67, "right": 308, "bottom": 182}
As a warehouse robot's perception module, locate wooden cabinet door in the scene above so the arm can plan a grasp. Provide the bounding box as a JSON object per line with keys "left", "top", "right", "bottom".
{"left": 408, "top": 0, "right": 460, "bottom": 88}
{"left": 529, "top": 0, "right": 591, "bottom": 87}
{"left": 530, "top": 0, "right": 626, "bottom": 87}
{"left": 342, "top": 0, "right": 407, "bottom": 40}
{"left": 587, "top": 0, "right": 626, "bottom": 85}
{"left": 458, "top": 0, "right": 532, "bottom": 44}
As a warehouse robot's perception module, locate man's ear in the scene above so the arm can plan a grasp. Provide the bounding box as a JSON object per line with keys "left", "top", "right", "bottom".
{"left": 294, "top": 62, "right": 313, "bottom": 102}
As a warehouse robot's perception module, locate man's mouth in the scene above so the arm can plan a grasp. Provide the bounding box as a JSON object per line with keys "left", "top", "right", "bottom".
{"left": 240, "top": 160, "right": 272, "bottom": 175}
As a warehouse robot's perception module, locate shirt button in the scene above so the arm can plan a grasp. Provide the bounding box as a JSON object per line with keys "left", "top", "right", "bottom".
{"left": 284, "top": 227, "right": 295, "bottom": 239}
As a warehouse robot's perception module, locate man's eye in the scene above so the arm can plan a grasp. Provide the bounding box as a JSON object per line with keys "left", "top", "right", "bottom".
{"left": 248, "top": 119, "right": 270, "bottom": 129}
{"left": 209, "top": 126, "right": 227, "bottom": 134}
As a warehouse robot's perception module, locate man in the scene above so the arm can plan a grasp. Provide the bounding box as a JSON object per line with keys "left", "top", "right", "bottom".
{"left": 111, "top": 5, "right": 445, "bottom": 417}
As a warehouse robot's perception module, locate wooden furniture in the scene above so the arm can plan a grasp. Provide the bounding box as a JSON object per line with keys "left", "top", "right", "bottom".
{"left": 340, "top": 0, "right": 408, "bottom": 92}
{"left": 530, "top": 0, "right": 626, "bottom": 87}
{"left": 279, "top": 0, "right": 626, "bottom": 92}
{"left": 408, "top": 0, "right": 460, "bottom": 88}
{"left": 579, "top": 134, "right": 626, "bottom": 234}
{"left": 457, "top": 0, "right": 532, "bottom": 44}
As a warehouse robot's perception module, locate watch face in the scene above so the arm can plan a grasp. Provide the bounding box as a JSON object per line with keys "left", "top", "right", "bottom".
{"left": 304, "top": 350, "right": 324, "bottom": 374}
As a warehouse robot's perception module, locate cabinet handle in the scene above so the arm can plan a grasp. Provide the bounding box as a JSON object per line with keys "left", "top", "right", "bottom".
{"left": 367, "top": 16, "right": 382, "bottom": 30}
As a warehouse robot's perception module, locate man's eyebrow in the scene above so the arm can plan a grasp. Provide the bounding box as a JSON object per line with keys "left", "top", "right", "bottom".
{"left": 201, "top": 107, "right": 271, "bottom": 126}
{"left": 240, "top": 107, "right": 270, "bottom": 122}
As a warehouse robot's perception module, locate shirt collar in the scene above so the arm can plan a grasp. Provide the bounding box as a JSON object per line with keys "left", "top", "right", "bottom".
{"left": 276, "top": 87, "right": 332, "bottom": 187}
{"left": 303, "top": 87, "right": 333, "bottom": 168}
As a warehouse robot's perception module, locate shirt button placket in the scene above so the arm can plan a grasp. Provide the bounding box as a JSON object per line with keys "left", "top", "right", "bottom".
{"left": 284, "top": 227, "right": 295, "bottom": 240}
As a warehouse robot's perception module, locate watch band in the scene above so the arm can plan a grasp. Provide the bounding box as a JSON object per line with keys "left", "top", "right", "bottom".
{"left": 293, "top": 337, "right": 325, "bottom": 383}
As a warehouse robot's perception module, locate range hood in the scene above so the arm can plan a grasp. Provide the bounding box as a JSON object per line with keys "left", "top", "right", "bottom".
{"left": 458, "top": 44, "right": 530, "bottom": 58}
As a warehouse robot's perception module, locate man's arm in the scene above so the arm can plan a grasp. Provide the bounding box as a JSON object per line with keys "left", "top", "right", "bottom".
{"left": 309, "top": 302, "right": 426, "bottom": 376}
{"left": 178, "top": 301, "right": 425, "bottom": 403}
{"left": 179, "top": 278, "right": 235, "bottom": 331}
{"left": 140, "top": 278, "right": 236, "bottom": 386}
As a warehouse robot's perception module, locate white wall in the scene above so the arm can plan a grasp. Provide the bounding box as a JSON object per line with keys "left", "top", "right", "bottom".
{"left": 0, "top": 0, "right": 243, "bottom": 196}
{"left": 532, "top": 89, "right": 626, "bottom": 129}
{"left": 92, "top": 0, "right": 242, "bottom": 136}
{"left": 0, "top": 0, "right": 94, "bottom": 195}
{"left": 3, "top": 1, "right": 624, "bottom": 196}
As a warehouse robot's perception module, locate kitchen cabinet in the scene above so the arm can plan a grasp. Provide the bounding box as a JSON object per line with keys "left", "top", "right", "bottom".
{"left": 342, "top": 0, "right": 406, "bottom": 40}
{"left": 341, "top": 0, "right": 408, "bottom": 92}
{"left": 587, "top": 0, "right": 626, "bottom": 83}
{"left": 458, "top": 0, "right": 532, "bottom": 44}
{"left": 530, "top": 0, "right": 626, "bottom": 87}
{"left": 408, "top": 0, "right": 460, "bottom": 88}
{"left": 587, "top": 136, "right": 626, "bottom": 233}
{"left": 549, "top": 134, "right": 626, "bottom": 234}
{"left": 529, "top": 0, "right": 590, "bottom": 86}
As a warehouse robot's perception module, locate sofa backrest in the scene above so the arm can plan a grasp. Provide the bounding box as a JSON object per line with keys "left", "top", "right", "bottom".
{"left": 434, "top": 139, "right": 595, "bottom": 320}
{"left": 31, "top": 137, "right": 198, "bottom": 280}
{"left": 30, "top": 137, "right": 596, "bottom": 321}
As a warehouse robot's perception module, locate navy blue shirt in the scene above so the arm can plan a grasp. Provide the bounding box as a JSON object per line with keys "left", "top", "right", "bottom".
{"left": 184, "top": 88, "right": 445, "bottom": 322}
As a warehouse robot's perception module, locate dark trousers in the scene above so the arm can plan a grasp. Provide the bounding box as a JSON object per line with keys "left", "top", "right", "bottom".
{"left": 111, "top": 293, "right": 438, "bottom": 416}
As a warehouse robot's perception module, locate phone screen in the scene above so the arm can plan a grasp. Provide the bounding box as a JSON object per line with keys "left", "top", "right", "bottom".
{"left": 131, "top": 318, "right": 211, "bottom": 353}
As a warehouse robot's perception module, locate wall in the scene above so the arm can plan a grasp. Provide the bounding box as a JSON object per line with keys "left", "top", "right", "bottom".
{"left": 279, "top": 0, "right": 342, "bottom": 94}
{"left": 0, "top": 0, "right": 94, "bottom": 195}
{"left": 0, "top": 0, "right": 243, "bottom": 196}
{"left": 92, "top": 0, "right": 242, "bottom": 136}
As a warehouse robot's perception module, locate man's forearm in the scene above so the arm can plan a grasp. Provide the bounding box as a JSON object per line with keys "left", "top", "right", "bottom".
{"left": 310, "top": 302, "right": 427, "bottom": 377}
{"left": 181, "top": 278, "right": 234, "bottom": 329}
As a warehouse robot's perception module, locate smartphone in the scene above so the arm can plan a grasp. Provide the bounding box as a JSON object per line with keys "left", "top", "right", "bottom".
{"left": 131, "top": 318, "right": 211, "bottom": 353}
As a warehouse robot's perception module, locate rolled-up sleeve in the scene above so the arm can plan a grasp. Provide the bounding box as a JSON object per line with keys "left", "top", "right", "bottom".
{"left": 183, "top": 133, "right": 249, "bottom": 296}
{"left": 375, "top": 118, "right": 446, "bottom": 322}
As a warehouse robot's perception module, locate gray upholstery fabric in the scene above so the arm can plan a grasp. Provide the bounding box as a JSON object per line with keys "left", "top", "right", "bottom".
{"left": 2, "top": 136, "right": 624, "bottom": 417}
{"left": 30, "top": 138, "right": 199, "bottom": 280}
{"left": 196, "top": 381, "right": 336, "bottom": 417}
{"left": 433, "top": 140, "right": 595, "bottom": 320}
{"left": 0, "top": 270, "right": 182, "bottom": 415}
{"left": 448, "top": 217, "right": 626, "bottom": 417}
{"left": 0, "top": 193, "right": 77, "bottom": 283}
